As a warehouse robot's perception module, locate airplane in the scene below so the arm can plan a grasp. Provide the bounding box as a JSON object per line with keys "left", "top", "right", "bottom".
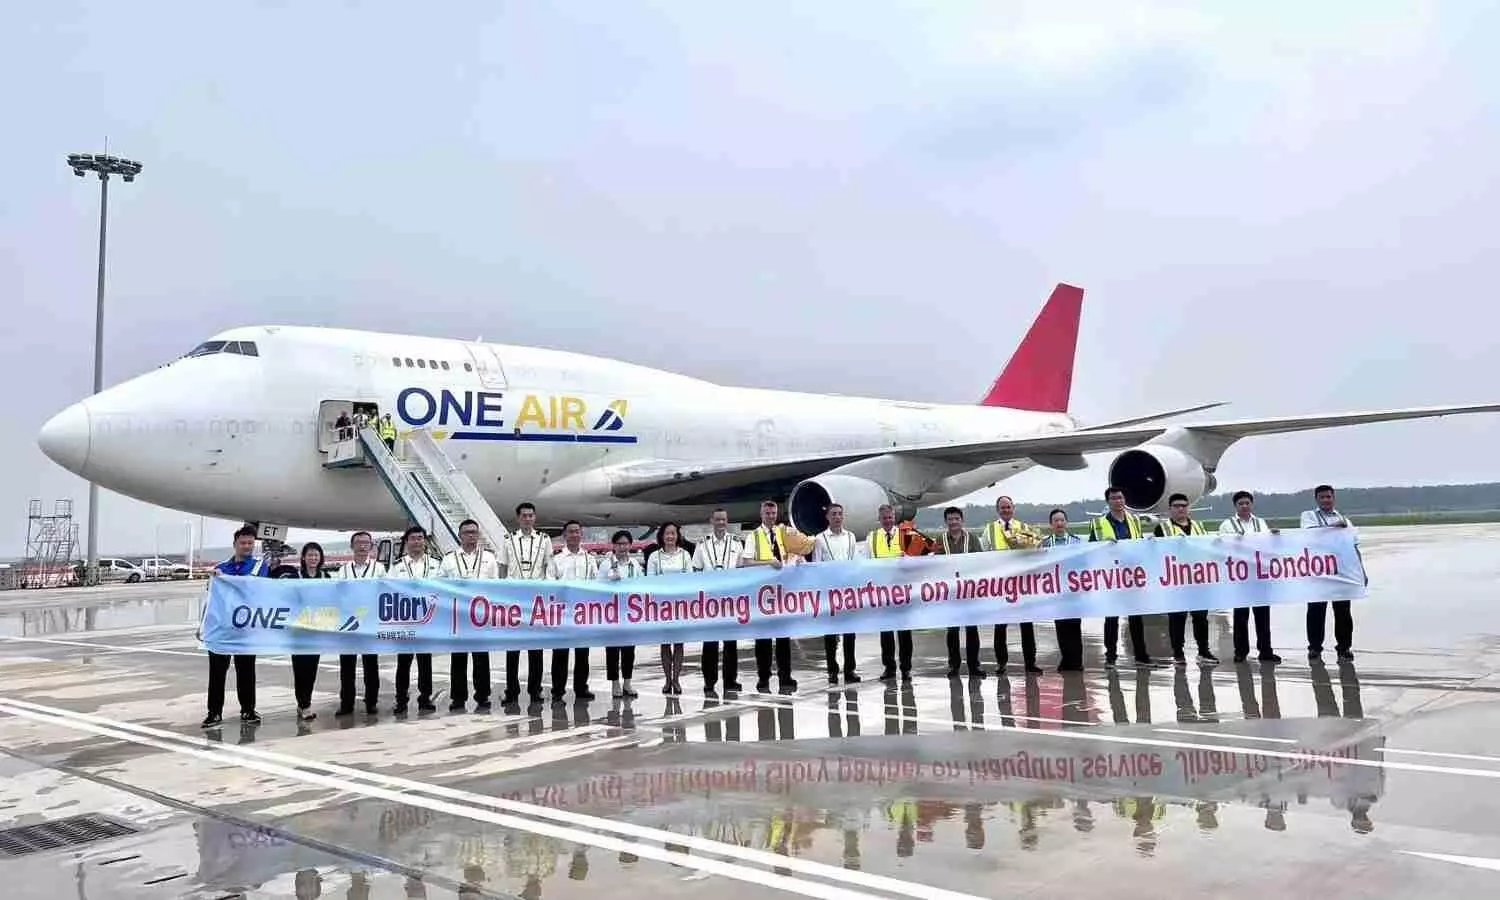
{"left": 36, "top": 283, "right": 1500, "bottom": 542}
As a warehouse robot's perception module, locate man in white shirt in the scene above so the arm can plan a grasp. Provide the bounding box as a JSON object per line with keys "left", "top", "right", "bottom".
{"left": 389, "top": 525, "right": 438, "bottom": 714}
{"left": 741, "top": 499, "right": 803, "bottom": 693}
{"left": 1300, "top": 484, "right": 1359, "bottom": 662}
{"left": 547, "top": 520, "right": 597, "bottom": 702}
{"left": 440, "top": 518, "right": 501, "bottom": 712}
{"left": 692, "top": 508, "right": 743, "bottom": 693}
{"left": 335, "top": 530, "right": 385, "bottom": 717}
{"left": 502, "top": 501, "right": 555, "bottom": 704}
{"left": 813, "top": 503, "right": 862, "bottom": 685}
{"left": 1218, "top": 491, "right": 1283, "bottom": 664}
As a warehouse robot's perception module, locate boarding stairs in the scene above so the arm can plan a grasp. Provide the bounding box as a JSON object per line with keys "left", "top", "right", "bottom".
{"left": 352, "top": 426, "right": 510, "bottom": 556}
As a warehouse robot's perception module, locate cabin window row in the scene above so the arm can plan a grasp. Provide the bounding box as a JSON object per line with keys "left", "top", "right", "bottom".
{"left": 391, "top": 357, "right": 473, "bottom": 373}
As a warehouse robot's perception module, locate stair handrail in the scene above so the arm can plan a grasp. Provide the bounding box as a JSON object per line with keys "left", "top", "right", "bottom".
{"left": 404, "top": 430, "right": 512, "bottom": 553}
{"left": 356, "top": 427, "right": 461, "bottom": 554}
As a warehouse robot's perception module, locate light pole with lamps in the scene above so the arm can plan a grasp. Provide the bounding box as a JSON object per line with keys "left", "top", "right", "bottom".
{"left": 66, "top": 152, "right": 142, "bottom": 585}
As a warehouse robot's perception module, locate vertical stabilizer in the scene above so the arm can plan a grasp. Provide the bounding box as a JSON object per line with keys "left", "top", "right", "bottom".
{"left": 977, "top": 283, "right": 1083, "bottom": 413}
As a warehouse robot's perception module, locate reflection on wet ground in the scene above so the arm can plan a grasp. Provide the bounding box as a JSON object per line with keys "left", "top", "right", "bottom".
{"left": 1, "top": 525, "right": 1499, "bottom": 899}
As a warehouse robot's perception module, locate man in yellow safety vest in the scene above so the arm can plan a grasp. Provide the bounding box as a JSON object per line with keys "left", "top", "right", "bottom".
{"left": 1153, "top": 492, "right": 1218, "bottom": 665}
{"left": 740, "top": 498, "right": 812, "bottom": 693}
{"left": 981, "top": 495, "right": 1043, "bottom": 674}
{"left": 1090, "top": 486, "right": 1162, "bottom": 668}
{"left": 866, "top": 504, "right": 911, "bottom": 681}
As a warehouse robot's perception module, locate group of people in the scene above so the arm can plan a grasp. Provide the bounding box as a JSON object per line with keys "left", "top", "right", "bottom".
{"left": 200, "top": 486, "right": 1362, "bottom": 729}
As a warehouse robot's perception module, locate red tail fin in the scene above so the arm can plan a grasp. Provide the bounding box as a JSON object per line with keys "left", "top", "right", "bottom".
{"left": 978, "top": 283, "right": 1083, "bottom": 412}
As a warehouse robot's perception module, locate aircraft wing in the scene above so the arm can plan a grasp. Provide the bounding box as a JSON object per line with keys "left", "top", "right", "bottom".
{"left": 605, "top": 402, "right": 1500, "bottom": 505}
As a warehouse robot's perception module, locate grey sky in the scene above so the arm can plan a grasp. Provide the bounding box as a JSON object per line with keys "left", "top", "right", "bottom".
{"left": 4, "top": 1, "right": 1498, "bottom": 556}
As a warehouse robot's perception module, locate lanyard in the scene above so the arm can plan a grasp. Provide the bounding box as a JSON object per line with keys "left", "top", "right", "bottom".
{"left": 350, "top": 560, "right": 375, "bottom": 579}
{"left": 399, "top": 556, "right": 429, "bottom": 578}
{"left": 450, "top": 549, "right": 486, "bottom": 576}
{"left": 514, "top": 533, "right": 540, "bottom": 573}
{"left": 1232, "top": 517, "right": 1261, "bottom": 535}
{"left": 706, "top": 535, "right": 730, "bottom": 569}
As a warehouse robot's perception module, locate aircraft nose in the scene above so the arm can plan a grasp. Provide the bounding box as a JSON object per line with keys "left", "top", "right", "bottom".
{"left": 38, "top": 402, "right": 92, "bottom": 476}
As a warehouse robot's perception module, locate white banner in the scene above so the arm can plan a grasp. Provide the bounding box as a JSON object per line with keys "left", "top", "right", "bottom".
{"left": 203, "top": 530, "right": 1366, "bottom": 654}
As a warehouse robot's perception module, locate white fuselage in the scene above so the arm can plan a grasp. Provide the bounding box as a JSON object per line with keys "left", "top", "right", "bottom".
{"left": 39, "top": 325, "right": 1073, "bottom": 531}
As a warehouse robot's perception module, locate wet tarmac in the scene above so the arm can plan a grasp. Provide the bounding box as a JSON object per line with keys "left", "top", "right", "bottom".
{"left": 2, "top": 524, "right": 1499, "bottom": 899}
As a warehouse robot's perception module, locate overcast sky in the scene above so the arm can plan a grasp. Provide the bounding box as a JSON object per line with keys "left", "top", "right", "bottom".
{"left": 4, "top": 1, "right": 1498, "bottom": 557}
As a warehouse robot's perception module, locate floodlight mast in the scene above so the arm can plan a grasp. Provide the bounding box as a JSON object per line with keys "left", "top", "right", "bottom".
{"left": 65, "top": 153, "right": 143, "bottom": 585}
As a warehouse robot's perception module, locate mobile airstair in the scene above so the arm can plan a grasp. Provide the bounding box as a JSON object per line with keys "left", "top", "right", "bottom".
{"left": 352, "top": 427, "right": 510, "bottom": 555}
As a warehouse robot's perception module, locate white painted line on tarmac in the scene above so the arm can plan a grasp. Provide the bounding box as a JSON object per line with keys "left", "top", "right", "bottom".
{"left": 1379, "top": 747, "right": 1500, "bottom": 765}
{"left": 0, "top": 699, "right": 897, "bottom": 900}
{"left": 0, "top": 695, "right": 989, "bottom": 900}
{"left": 1152, "top": 728, "right": 1299, "bottom": 744}
{"left": 1402, "top": 852, "right": 1500, "bottom": 873}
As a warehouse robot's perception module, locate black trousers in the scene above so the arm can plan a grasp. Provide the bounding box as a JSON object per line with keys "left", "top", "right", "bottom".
{"left": 449, "top": 652, "right": 491, "bottom": 704}
{"left": 606, "top": 646, "right": 636, "bottom": 680}
{"left": 395, "top": 653, "right": 433, "bottom": 705}
{"left": 880, "top": 630, "right": 913, "bottom": 673}
{"left": 1104, "top": 615, "right": 1149, "bottom": 661}
{"left": 700, "top": 640, "right": 739, "bottom": 686}
{"left": 946, "top": 626, "right": 982, "bottom": 672}
{"left": 755, "top": 638, "right": 792, "bottom": 683}
{"left": 994, "top": 623, "right": 1038, "bottom": 666}
{"left": 291, "top": 654, "right": 319, "bottom": 709}
{"left": 823, "top": 634, "right": 857, "bottom": 674}
{"left": 505, "top": 649, "right": 545, "bottom": 698}
{"left": 1054, "top": 618, "right": 1084, "bottom": 670}
{"left": 550, "top": 648, "right": 591, "bottom": 694}
{"left": 206, "top": 653, "right": 256, "bottom": 716}
{"left": 339, "top": 654, "right": 379, "bottom": 709}
{"left": 1307, "top": 600, "right": 1354, "bottom": 653}
{"left": 1168, "top": 610, "right": 1211, "bottom": 656}
{"left": 1234, "top": 606, "right": 1274, "bottom": 659}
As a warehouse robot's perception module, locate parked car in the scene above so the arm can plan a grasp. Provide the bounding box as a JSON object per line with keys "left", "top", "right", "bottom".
{"left": 138, "top": 558, "right": 192, "bottom": 580}
{"left": 97, "top": 558, "right": 145, "bottom": 584}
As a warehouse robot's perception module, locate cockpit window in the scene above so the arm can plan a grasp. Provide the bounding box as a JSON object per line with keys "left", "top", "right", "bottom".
{"left": 181, "top": 340, "right": 258, "bottom": 359}
{"left": 185, "top": 340, "right": 226, "bottom": 357}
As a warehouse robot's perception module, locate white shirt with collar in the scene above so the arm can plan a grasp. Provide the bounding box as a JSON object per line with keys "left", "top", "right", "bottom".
{"left": 549, "top": 546, "right": 598, "bottom": 581}
{"left": 1301, "top": 507, "right": 1358, "bottom": 543}
{"left": 692, "top": 531, "right": 742, "bottom": 571}
{"left": 337, "top": 558, "right": 386, "bottom": 580}
{"left": 390, "top": 554, "right": 437, "bottom": 579}
{"left": 741, "top": 525, "right": 802, "bottom": 566}
{"left": 1218, "top": 515, "right": 1270, "bottom": 536}
{"left": 648, "top": 546, "right": 693, "bottom": 575}
{"left": 504, "top": 529, "right": 554, "bottom": 580}
{"left": 813, "top": 529, "right": 861, "bottom": 562}
{"left": 439, "top": 547, "right": 500, "bottom": 580}
{"left": 596, "top": 554, "right": 643, "bottom": 582}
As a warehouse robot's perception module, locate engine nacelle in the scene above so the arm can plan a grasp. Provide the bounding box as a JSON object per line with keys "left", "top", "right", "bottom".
{"left": 787, "top": 474, "right": 911, "bottom": 537}
{"left": 1106, "top": 446, "right": 1217, "bottom": 513}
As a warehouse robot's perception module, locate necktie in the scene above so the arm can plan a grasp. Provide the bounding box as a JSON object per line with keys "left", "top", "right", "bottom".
{"left": 768, "top": 528, "right": 782, "bottom": 561}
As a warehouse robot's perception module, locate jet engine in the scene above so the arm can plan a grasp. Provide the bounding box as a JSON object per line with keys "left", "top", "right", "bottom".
{"left": 787, "top": 474, "right": 911, "bottom": 536}
{"left": 1106, "top": 446, "right": 1217, "bottom": 512}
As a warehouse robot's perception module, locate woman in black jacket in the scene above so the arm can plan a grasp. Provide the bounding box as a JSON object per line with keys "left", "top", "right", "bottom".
{"left": 289, "top": 542, "right": 329, "bottom": 720}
